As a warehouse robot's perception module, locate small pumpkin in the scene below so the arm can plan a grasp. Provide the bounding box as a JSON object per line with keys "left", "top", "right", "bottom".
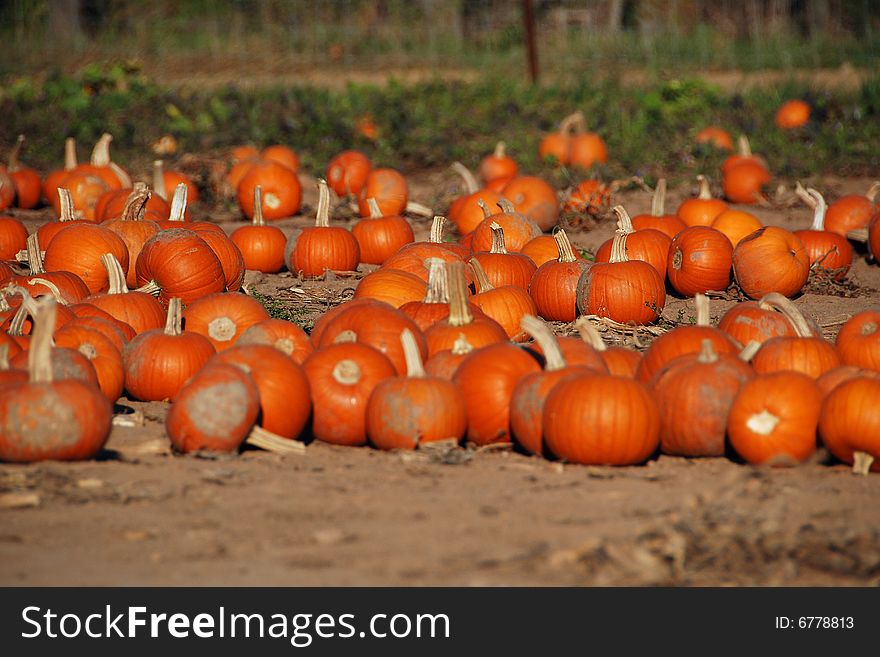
{"left": 101, "top": 184, "right": 161, "bottom": 287}
{"left": 695, "top": 127, "right": 734, "bottom": 151}
{"left": 236, "top": 318, "right": 313, "bottom": 364}
{"left": 467, "top": 257, "right": 537, "bottom": 343}
{"left": 182, "top": 292, "right": 270, "bottom": 352}
{"left": 718, "top": 292, "right": 814, "bottom": 348}
{"left": 261, "top": 144, "right": 300, "bottom": 172}
{"left": 630, "top": 179, "right": 686, "bottom": 238}
{"left": 710, "top": 208, "right": 762, "bottom": 247}
{"left": 574, "top": 318, "right": 641, "bottom": 377}
{"left": 835, "top": 311, "right": 880, "bottom": 371}
{"left": 447, "top": 162, "right": 504, "bottom": 235}
{"left": 326, "top": 150, "right": 371, "bottom": 198}
{"left": 819, "top": 377, "right": 880, "bottom": 474}
{"left": 501, "top": 176, "right": 560, "bottom": 232}
{"left": 793, "top": 188, "right": 853, "bottom": 280}
{"left": 53, "top": 322, "right": 125, "bottom": 402}
{"left": 43, "top": 218, "right": 130, "bottom": 295}
{"left": 470, "top": 198, "right": 542, "bottom": 253}
{"left": 823, "top": 181, "right": 880, "bottom": 236}
{"left": 667, "top": 225, "right": 733, "bottom": 297}
{"left": 352, "top": 197, "right": 415, "bottom": 265}
{"left": 41, "top": 137, "right": 78, "bottom": 204}
{"left": 478, "top": 141, "right": 518, "bottom": 186}
{"left": 237, "top": 160, "right": 302, "bottom": 221}
{"left": 677, "top": 175, "right": 728, "bottom": 227}
{"left": 6, "top": 135, "right": 42, "bottom": 209}
{"left": 775, "top": 99, "right": 811, "bottom": 129}
{"left": 732, "top": 226, "right": 810, "bottom": 299}
{"left": 528, "top": 229, "right": 591, "bottom": 322}
{"left": 85, "top": 254, "right": 166, "bottom": 334}
{"left": 424, "top": 333, "right": 474, "bottom": 380}
{"left": 135, "top": 228, "right": 226, "bottom": 306}
{"left": 356, "top": 168, "right": 408, "bottom": 217}
{"left": 230, "top": 185, "right": 287, "bottom": 273}
{"left": 470, "top": 222, "right": 537, "bottom": 290}
{"left": 594, "top": 206, "right": 671, "bottom": 277}
{"left": 0, "top": 214, "right": 28, "bottom": 261}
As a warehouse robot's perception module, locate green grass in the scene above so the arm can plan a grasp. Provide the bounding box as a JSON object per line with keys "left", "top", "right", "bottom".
{"left": 249, "top": 290, "right": 312, "bottom": 330}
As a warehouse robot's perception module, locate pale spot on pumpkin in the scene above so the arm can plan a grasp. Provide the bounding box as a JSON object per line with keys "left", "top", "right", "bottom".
{"left": 274, "top": 337, "right": 294, "bottom": 355}
{"left": 264, "top": 193, "right": 281, "bottom": 210}
{"left": 208, "top": 316, "right": 237, "bottom": 342}
{"left": 332, "top": 359, "right": 361, "bottom": 385}
{"left": 78, "top": 343, "right": 97, "bottom": 360}
{"left": 746, "top": 409, "right": 779, "bottom": 435}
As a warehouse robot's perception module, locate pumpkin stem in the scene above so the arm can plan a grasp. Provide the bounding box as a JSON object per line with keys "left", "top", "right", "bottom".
{"left": 315, "top": 179, "right": 331, "bottom": 228}
{"left": 429, "top": 216, "right": 447, "bottom": 243}
{"left": 758, "top": 292, "right": 815, "bottom": 337}
{"left": 696, "top": 338, "right": 718, "bottom": 364}
{"left": 58, "top": 187, "right": 77, "bottom": 222}
{"left": 120, "top": 184, "right": 151, "bottom": 222}
{"left": 152, "top": 160, "right": 167, "bottom": 200}
{"left": 694, "top": 293, "right": 710, "bottom": 326}
{"left": 168, "top": 183, "right": 188, "bottom": 222}
{"left": 424, "top": 258, "right": 449, "bottom": 304}
{"left": 7, "top": 294, "right": 34, "bottom": 337}
{"left": 400, "top": 328, "right": 426, "bottom": 378}
{"left": 866, "top": 181, "right": 880, "bottom": 203}
{"left": 497, "top": 198, "right": 516, "bottom": 214}
{"left": 554, "top": 228, "right": 578, "bottom": 264}
{"left": 477, "top": 198, "right": 493, "bottom": 219}
{"left": 493, "top": 141, "right": 506, "bottom": 159}
{"left": 332, "top": 359, "right": 362, "bottom": 385}
{"left": 451, "top": 332, "right": 474, "bottom": 356}
{"left": 101, "top": 253, "right": 130, "bottom": 295}
{"left": 0, "top": 343, "right": 8, "bottom": 370}
{"left": 611, "top": 205, "right": 635, "bottom": 234}
{"left": 852, "top": 451, "right": 875, "bottom": 476}
{"left": 521, "top": 314, "right": 567, "bottom": 371}
{"left": 405, "top": 201, "right": 433, "bottom": 217}
{"left": 25, "top": 232, "right": 45, "bottom": 275}
{"left": 27, "top": 296, "right": 56, "bottom": 384}
{"left": 738, "top": 134, "right": 753, "bottom": 157}
{"left": 164, "top": 298, "right": 183, "bottom": 336}
{"left": 366, "top": 197, "right": 384, "bottom": 219}
{"left": 794, "top": 181, "right": 816, "bottom": 209}
{"left": 467, "top": 257, "right": 494, "bottom": 294}
{"left": 0, "top": 293, "right": 8, "bottom": 313}
{"left": 445, "top": 261, "right": 474, "bottom": 326}
{"left": 806, "top": 188, "right": 827, "bottom": 231}
{"left": 450, "top": 162, "right": 479, "bottom": 195}
{"left": 697, "top": 174, "right": 712, "bottom": 200}
{"left": 245, "top": 425, "right": 306, "bottom": 455}
{"left": 560, "top": 111, "right": 585, "bottom": 134}
{"left": 650, "top": 178, "right": 667, "bottom": 216}
{"left": 7, "top": 134, "right": 25, "bottom": 172}
{"left": 135, "top": 281, "right": 161, "bottom": 296}
{"left": 63, "top": 137, "right": 77, "bottom": 171}
{"left": 90, "top": 132, "right": 113, "bottom": 167}
{"left": 608, "top": 231, "right": 629, "bottom": 264}
{"left": 738, "top": 340, "right": 761, "bottom": 362}
{"left": 488, "top": 222, "right": 508, "bottom": 254}
{"left": 574, "top": 317, "right": 607, "bottom": 352}
{"left": 252, "top": 185, "right": 265, "bottom": 226}
{"left": 25, "top": 278, "right": 67, "bottom": 305}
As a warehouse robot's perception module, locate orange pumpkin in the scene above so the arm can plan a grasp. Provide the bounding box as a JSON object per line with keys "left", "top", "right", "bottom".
{"left": 0, "top": 214, "right": 28, "bottom": 261}
{"left": 501, "top": 176, "right": 559, "bottom": 232}
{"left": 677, "top": 175, "right": 728, "bottom": 227}
{"left": 478, "top": 141, "right": 518, "bottom": 185}
{"left": 84, "top": 254, "right": 166, "bottom": 334}
{"left": 793, "top": 188, "right": 853, "bottom": 280}
{"left": 819, "top": 377, "right": 880, "bottom": 474}
{"left": 43, "top": 221, "right": 130, "bottom": 296}
{"left": 182, "top": 292, "right": 270, "bottom": 352}
{"left": 563, "top": 179, "right": 611, "bottom": 216}
{"left": 718, "top": 292, "right": 813, "bottom": 348}
{"left": 326, "top": 150, "right": 371, "bottom": 197}
{"left": 470, "top": 222, "right": 537, "bottom": 290}
{"left": 711, "top": 208, "right": 762, "bottom": 247}
{"left": 528, "top": 229, "right": 591, "bottom": 322}
{"left": 6, "top": 135, "right": 42, "bottom": 209}
{"left": 733, "top": 226, "right": 810, "bottom": 299}
{"left": 594, "top": 206, "right": 671, "bottom": 277}
{"left": 695, "top": 127, "right": 734, "bottom": 151}
{"left": 823, "top": 182, "right": 880, "bottom": 236}
{"left": 135, "top": 229, "right": 226, "bottom": 306}
{"left": 775, "top": 99, "right": 811, "bottom": 129}
{"left": 667, "top": 226, "right": 733, "bottom": 297}
{"left": 354, "top": 268, "right": 426, "bottom": 309}
{"left": 357, "top": 168, "right": 408, "bottom": 217}
{"left": 467, "top": 258, "right": 537, "bottom": 343}
{"left": 230, "top": 185, "right": 287, "bottom": 273}
{"left": 261, "top": 144, "right": 300, "bottom": 172}
{"left": 101, "top": 185, "right": 161, "bottom": 287}
{"left": 237, "top": 318, "right": 313, "bottom": 365}
{"left": 352, "top": 197, "right": 414, "bottom": 265}
{"left": 835, "top": 310, "right": 880, "bottom": 371}
{"left": 630, "top": 179, "right": 686, "bottom": 238}
{"left": 53, "top": 323, "right": 125, "bottom": 402}
{"left": 237, "top": 160, "right": 301, "bottom": 220}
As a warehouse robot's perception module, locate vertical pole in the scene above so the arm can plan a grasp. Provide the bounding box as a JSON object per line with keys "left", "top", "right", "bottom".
{"left": 523, "top": 0, "right": 539, "bottom": 84}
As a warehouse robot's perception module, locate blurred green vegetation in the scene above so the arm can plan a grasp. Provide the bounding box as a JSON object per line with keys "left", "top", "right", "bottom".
{"left": 2, "top": 64, "right": 879, "bottom": 181}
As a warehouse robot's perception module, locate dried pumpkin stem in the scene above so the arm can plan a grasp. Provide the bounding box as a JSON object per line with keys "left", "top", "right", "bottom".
{"left": 477, "top": 198, "right": 493, "bottom": 219}
{"left": 694, "top": 293, "right": 710, "bottom": 326}
{"left": 696, "top": 338, "right": 718, "bottom": 364}
{"left": 164, "top": 298, "right": 183, "bottom": 337}
{"left": 26, "top": 233, "right": 45, "bottom": 275}
{"left": 697, "top": 174, "right": 711, "bottom": 200}
{"left": 245, "top": 425, "right": 306, "bottom": 455}
{"left": 552, "top": 229, "right": 576, "bottom": 264}
{"left": 152, "top": 160, "right": 167, "bottom": 200}
{"left": 423, "top": 258, "right": 449, "bottom": 304}
{"left": 738, "top": 134, "right": 753, "bottom": 157}
{"left": 521, "top": 314, "right": 567, "bottom": 372}
{"left": 429, "top": 216, "right": 447, "bottom": 243}
{"left": 651, "top": 178, "right": 667, "bottom": 216}
{"left": 7, "top": 134, "right": 25, "bottom": 171}
{"left": 101, "top": 253, "right": 129, "bottom": 295}
{"left": 560, "top": 111, "right": 585, "bottom": 134}
{"left": 467, "top": 257, "right": 494, "bottom": 294}
{"left": 252, "top": 185, "right": 265, "bottom": 226}
{"left": 806, "top": 188, "right": 827, "bottom": 231}
{"left": 90, "top": 133, "right": 113, "bottom": 167}
{"left": 63, "top": 137, "right": 77, "bottom": 171}
{"left": 450, "top": 162, "right": 479, "bottom": 195}
{"left": 497, "top": 198, "right": 516, "bottom": 214}
{"left": 612, "top": 205, "right": 635, "bottom": 234}
{"left": 315, "top": 179, "right": 331, "bottom": 228}
{"left": 866, "top": 182, "right": 880, "bottom": 202}
{"left": 451, "top": 333, "right": 474, "bottom": 356}
{"left": 58, "top": 187, "right": 77, "bottom": 222}
{"left": 574, "top": 317, "right": 608, "bottom": 352}
{"left": 401, "top": 328, "right": 426, "bottom": 378}
{"left": 366, "top": 197, "right": 383, "bottom": 219}
{"left": 489, "top": 222, "right": 508, "bottom": 254}
{"left": 758, "top": 293, "right": 815, "bottom": 337}
{"left": 28, "top": 296, "right": 56, "bottom": 384}
{"left": 493, "top": 141, "right": 506, "bottom": 159}
{"left": 405, "top": 201, "right": 433, "bottom": 217}
{"left": 794, "top": 181, "right": 816, "bottom": 209}
{"left": 25, "top": 278, "right": 67, "bottom": 304}
{"left": 446, "top": 261, "right": 473, "bottom": 326}
{"left": 738, "top": 340, "right": 761, "bottom": 362}
{"left": 0, "top": 343, "right": 8, "bottom": 370}
{"left": 135, "top": 281, "right": 161, "bottom": 296}
{"left": 852, "top": 451, "right": 875, "bottom": 476}
{"left": 609, "top": 231, "right": 629, "bottom": 264}
{"left": 168, "top": 183, "right": 188, "bottom": 222}
{"left": 121, "top": 183, "right": 151, "bottom": 222}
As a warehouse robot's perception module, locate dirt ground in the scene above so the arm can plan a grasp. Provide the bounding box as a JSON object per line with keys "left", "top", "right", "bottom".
{"left": 1, "top": 173, "right": 879, "bottom": 586}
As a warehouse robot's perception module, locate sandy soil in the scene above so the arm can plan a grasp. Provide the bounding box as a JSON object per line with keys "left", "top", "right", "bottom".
{"left": 1, "top": 173, "right": 879, "bottom": 586}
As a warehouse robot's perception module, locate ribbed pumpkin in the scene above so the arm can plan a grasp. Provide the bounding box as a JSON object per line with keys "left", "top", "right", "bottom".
{"left": 237, "top": 318, "right": 313, "bottom": 364}
{"left": 84, "top": 254, "right": 166, "bottom": 334}
{"left": 101, "top": 184, "right": 161, "bottom": 287}
{"left": 835, "top": 311, "right": 880, "bottom": 371}
{"left": 366, "top": 328, "right": 468, "bottom": 450}
{"left": 95, "top": 181, "right": 169, "bottom": 223}
{"left": 63, "top": 315, "right": 130, "bottom": 354}
{"left": 424, "top": 333, "right": 474, "bottom": 380}
{"left": 470, "top": 222, "right": 537, "bottom": 290}
{"left": 479, "top": 141, "right": 518, "bottom": 186}
{"left": 733, "top": 226, "right": 810, "bottom": 299}
{"left": 353, "top": 197, "right": 414, "bottom": 265}
{"left": 574, "top": 318, "right": 641, "bottom": 377}
{"left": 595, "top": 206, "right": 671, "bottom": 277}
{"left": 0, "top": 297, "right": 112, "bottom": 462}
{"left": 823, "top": 181, "right": 880, "bottom": 236}
{"left": 649, "top": 339, "right": 754, "bottom": 457}
{"left": 720, "top": 135, "right": 769, "bottom": 176}
{"left": 43, "top": 219, "right": 129, "bottom": 296}
{"left": 630, "top": 180, "right": 686, "bottom": 238}
{"left": 677, "top": 175, "right": 728, "bottom": 227}
{"left": 425, "top": 261, "right": 508, "bottom": 355}
{"left": 309, "top": 298, "right": 380, "bottom": 346}
{"left": 543, "top": 373, "right": 660, "bottom": 465}
{"left": 563, "top": 179, "right": 611, "bottom": 216}
{"left": 6, "top": 135, "right": 42, "bottom": 209}
{"left": 723, "top": 161, "right": 771, "bottom": 205}
{"left": 191, "top": 226, "right": 245, "bottom": 294}
{"left": 711, "top": 209, "right": 762, "bottom": 247}
{"left": 230, "top": 185, "right": 287, "bottom": 273}
{"left": 304, "top": 341, "right": 396, "bottom": 446}
{"left": 529, "top": 229, "right": 591, "bottom": 322}
{"left": 356, "top": 168, "right": 408, "bottom": 217}
{"left": 166, "top": 363, "right": 260, "bottom": 453}
{"left": 793, "top": 188, "right": 853, "bottom": 280}
{"left": 718, "top": 292, "right": 813, "bottom": 348}
{"left": 0, "top": 214, "right": 29, "bottom": 260}
{"left": 286, "top": 179, "right": 360, "bottom": 278}
{"left": 468, "top": 258, "right": 536, "bottom": 343}
{"left": 182, "top": 293, "right": 270, "bottom": 351}
{"left": 135, "top": 229, "right": 226, "bottom": 306}
{"left": 470, "top": 199, "right": 542, "bottom": 253}
{"left": 123, "top": 298, "right": 216, "bottom": 401}
{"left": 353, "top": 268, "right": 426, "bottom": 308}
{"left": 453, "top": 342, "right": 541, "bottom": 445}
{"left": 500, "top": 176, "right": 559, "bottom": 232}
{"left": 667, "top": 225, "right": 733, "bottom": 297}
{"left": 816, "top": 366, "right": 880, "bottom": 397}
{"left": 212, "top": 344, "right": 312, "bottom": 440}
{"left": 237, "top": 160, "right": 301, "bottom": 221}
{"left": 520, "top": 234, "right": 574, "bottom": 268}
{"left": 727, "top": 371, "right": 821, "bottom": 465}
{"left": 819, "top": 377, "right": 880, "bottom": 474}
{"left": 577, "top": 229, "right": 666, "bottom": 325}
{"left": 447, "top": 162, "right": 505, "bottom": 235}
{"left": 53, "top": 323, "right": 125, "bottom": 402}
{"left": 326, "top": 150, "right": 371, "bottom": 197}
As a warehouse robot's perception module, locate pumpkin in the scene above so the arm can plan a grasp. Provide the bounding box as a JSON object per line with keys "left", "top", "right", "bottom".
{"left": 101, "top": 184, "right": 161, "bottom": 287}
{"left": 286, "top": 179, "right": 360, "bottom": 278}
{"left": 721, "top": 135, "right": 769, "bottom": 176}
{"left": 649, "top": 339, "right": 754, "bottom": 457}
{"left": 426, "top": 261, "right": 508, "bottom": 355}
{"left": 823, "top": 181, "right": 880, "bottom": 236}
{"left": 479, "top": 141, "right": 518, "bottom": 186}
{"left": 775, "top": 99, "right": 811, "bottom": 129}
{"left": 53, "top": 323, "right": 125, "bottom": 402}
{"left": 236, "top": 318, "right": 313, "bottom": 364}
{"left": 467, "top": 257, "right": 537, "bottom": 343}
{"left": 594, "top": 206, "right": 671, "bottom": 276}
{"left": 819, "top": 377, "right": 880, "bottom": 474}
{"left": 0, "top": 297, "right": 112, "bottom": 462}
{"left": 630, "top": 179, "right": 686, "bottom": 238}
{"left": 695, "top": 127, "right": 734, "bottom": 151}
{"left": 326, "top": 150, "right": 371, "bottom": 197}
{"left": 38, "top": 187, "right": 91, "bottom": 248}
{"left": 0, "top": 167, "right": 13, "bottom": 211}
{"left": 733, "top": 226, "right": 810, "bottom": 299}
{"left": 816, "top": 366, "right": 880, "bottom": 397}
{"left": 529, "top": 229, "right": 591, "bottom": 322}
{"left": 667, "top": 225, "right": 733, "bottom": 297}
{"left": 380, "top": 216, "right": 471, "bottom": 284}
{"left": 12, "top": 233, "right": 90, "bottom": 305}
{"left": 398, "top": 257, "right": 470, "bottom": 331}
{"left": 182, "top": 292, "right": 270, "bottom": 352}
{"left": 304, "top": 341, "right": 396, "bottom": 446}
{"left": 635, "top": 294, "right": 739, "bottom": 383}
{"left": 190, "top": 225, "right": 245, "bottom": 294}
{"left": 166, "top": 362, "right": 260, "bottom": 453}
{"left": 570, "top": 130, "right": 609, "bottom": 171}
{"left": 563, "top": 179, "right": 611, "bottom": 216}
{"left": 6, "top": 135, "right": 41, "bottom": 209}
{"left": 226, "top": 156, "right": 261, "bottom": 194}
{"left": 357, "top": 168, "right": 408, "bottom": 217}
{"left": 230, "top": 145, "right": 259, "bottom": 162}
{"left": 543, "top": 373, "right": 660, "bottom": 465}
{"left": 469, "top": 198, "right": 542, "bottom": 253}
{"left": 424, "top": 333, "right": 474, "bottom": 380}
{"left": 793, "top": 188, "right": 853, "bottom": 280}
{"left": 353, "top": 268, "right": 426, "bottom": 308}
{"left": 752, "top": 331, "right": 841, "bottom": 380}
{"left": 230, "top": 185, "right": 287, "bottom": 273}
{"left": 50, "top": 170, "right": 109, "bottom": 222}
{"left": 835, "top": 311, "right": 880, "bottom": 371}
{"left": 43, "top": 220, "right": 130, "bottom": 296}
{"left": 84, "top": 254, "right": 166, "bottom": 334}
{"left": 237, "top": 160, "right": 301, "bottom": 220}
{"left": 723, "top": 161, "right": 771, "bottom": 205}
{"left": 710, "top": 208, "right": 762, "bottom": 247}
{"left": 501, "top": 176, "right": 559, "bottom": 232}
{"left": 574, "top": 318, "right": 641, "bottom": 377}
{"left": 577, "top": 229, "right": 666, "bottom": 325}
{"left": 95, "top": 180, "right": 169, "bottom": 223}
{"left": 727, "top": 371, "right": 821, "bottom": 465}
{"left": 0, "top": 214, "right": 28, "bottom": 260}
{"left": 83, "top": 133, "right": 131, "bottom": 189}
{"left": 309, "top": 298, "right": 381, "bottom": 345}
{"left": 261, "top": 144, "right": 300, "bottom": 172}
{"left": 677, "top": 175, "right": 728, "bottom": 227}
{"left": 63, "top": 315, "right": 130, "bottom": 354}
{"left": 366, "top": 328, "right": 467, "bottom": 450}
{"left": 135, "top": 228, "right": 226, "bottom": 306}
{"left": 353, "top": 197, "right": 414, "bottom": 265}
{"left": 470, "top": 222, "right": 537, "bottom": 290}
{"left": 453, "top": 342, "right": 541, "bottom": 445}
{"left": 718, "top": 292, "right": 814, "bottom": 348}
{"left": 212, "top": 344, "right": 312, "bottom": 440}
{"left": 123, "top": 298, "right": 216, "bottom": 402}
{"left": 447, "top": 162, "right": 505, "bottom": 235}
{"left": 152, "top": 159, "right": 199, "bottom": 205}
{"left": 538, "top": 112, "right": 581, "bottom": 164}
